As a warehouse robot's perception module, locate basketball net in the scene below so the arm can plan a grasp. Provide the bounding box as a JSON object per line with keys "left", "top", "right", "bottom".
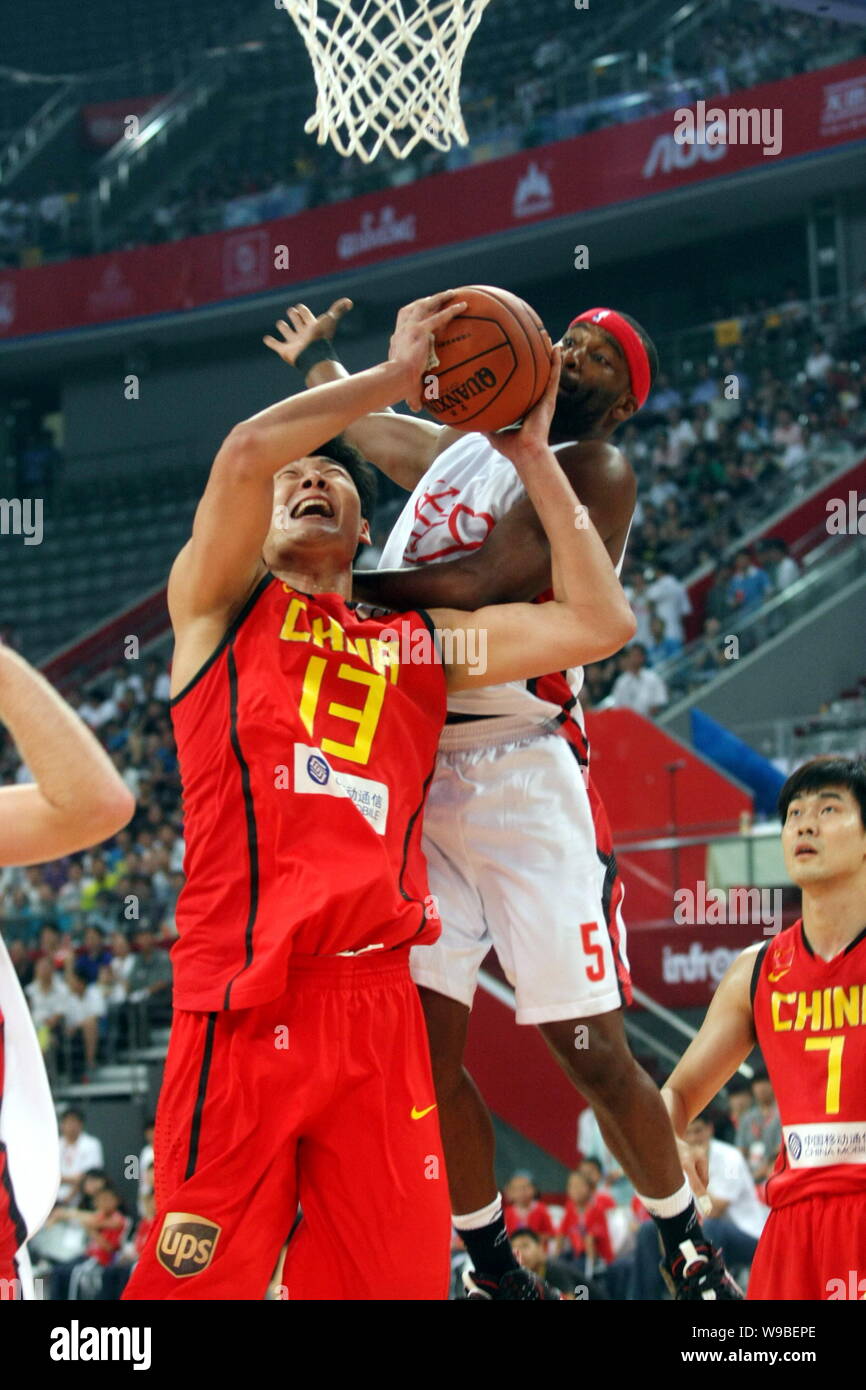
{"left": 281, "top": 0, "right": 492, "bottom": 163}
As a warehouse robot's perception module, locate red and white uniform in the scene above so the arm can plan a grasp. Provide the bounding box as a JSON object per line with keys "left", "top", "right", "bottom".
{"left": 379, "top": 433, "right": 631, "bottom": 1023}
{"left": 748, "top": 921, "right": 866, "bottom": 1300}
{"left": 125, "top": 579, "right": 452, "bottom": 1300}
{"left": 0, "top": 936, "right": 60, "bottom": 1298}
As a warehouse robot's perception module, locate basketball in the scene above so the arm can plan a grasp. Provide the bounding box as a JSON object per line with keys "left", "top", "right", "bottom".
{"left": 422, "top": 285, "right": 553, "bottom": 433}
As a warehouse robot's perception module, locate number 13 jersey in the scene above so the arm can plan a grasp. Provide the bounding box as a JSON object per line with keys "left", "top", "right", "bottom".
{"left": 169, "top": 575, "right": 446, "bottom": 1011}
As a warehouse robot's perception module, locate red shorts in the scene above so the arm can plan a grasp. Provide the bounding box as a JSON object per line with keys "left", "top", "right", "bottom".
{"left": 748, "top": 1192, "right": 866, "bottom": 1300}
{"left": 124, "top": 952, "right": 451, "bottom": 1301}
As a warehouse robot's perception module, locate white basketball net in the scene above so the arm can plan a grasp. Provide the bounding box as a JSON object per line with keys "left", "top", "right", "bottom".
{"left": 282, "top": 0, "right": 492, "bottom": 163}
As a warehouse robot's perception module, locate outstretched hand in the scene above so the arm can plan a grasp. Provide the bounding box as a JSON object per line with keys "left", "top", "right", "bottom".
{"left": 388, "top": 291, "right": 468, "bottom": 411}
{"left": 483, "top": 344, "right": 560, "bottom": 468}
{"left": 263, "top": 297, "right": 353, "bottom": 366}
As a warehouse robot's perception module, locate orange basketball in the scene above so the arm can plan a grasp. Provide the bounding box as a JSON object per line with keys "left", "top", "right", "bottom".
{"left": 422, "top": 285, "right": 553, "bottom": 433}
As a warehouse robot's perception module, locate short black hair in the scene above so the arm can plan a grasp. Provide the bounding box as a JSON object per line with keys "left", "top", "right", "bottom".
{"left": 510, "top": 1226, "right": 542, "bottom": 1245}
{"left": 580, "top": 1156, "right": 603, "bottom": 1174}
{"left": 62, "top": 1106, "right": 85, "bottom": 1123}
{"left": 616, "top": 311, "right": 660, "bottom": 391}
{"left": 314, "top": 435, "right": 377, "bottom": 521}
{"left": 778, "top": 756, "right": 866, "bottom": 831}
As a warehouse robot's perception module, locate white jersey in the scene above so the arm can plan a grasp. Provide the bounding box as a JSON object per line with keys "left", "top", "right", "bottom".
{"left": 378, "top": 432, "right": 629, "bottom": 723}
{"left": 0, "top": 935, "right": 61, "bottom": 1292}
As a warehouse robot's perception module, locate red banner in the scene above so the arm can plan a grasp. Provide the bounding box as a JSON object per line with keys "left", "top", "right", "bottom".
{"left": 626, "top": 920, "right": 774, "bottom": 1009}
{"left": 79, "top": 96, "right": 166, "bottom": 149}
{"left": 1, "top": 59, "right": 864, "bottom": 340}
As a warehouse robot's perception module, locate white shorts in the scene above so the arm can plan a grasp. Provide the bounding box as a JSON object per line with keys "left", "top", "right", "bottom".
{"left": 410, "top": 718, "right": 631, "bottom": 1025}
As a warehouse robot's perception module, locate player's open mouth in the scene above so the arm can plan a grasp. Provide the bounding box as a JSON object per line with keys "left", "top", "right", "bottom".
{"left": 795, "top": 845, "right": 817, "bottom": 857}
{"left": 292, "top": 497, "right": 334, "bottom": 519}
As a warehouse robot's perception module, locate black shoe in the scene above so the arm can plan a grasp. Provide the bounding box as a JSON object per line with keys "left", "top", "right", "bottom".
{"left": 462, "top": 1267, "right": 562, "bottom": 1300}
{"left": 662, "top": 1240, "right": 744, "bottom": 1300}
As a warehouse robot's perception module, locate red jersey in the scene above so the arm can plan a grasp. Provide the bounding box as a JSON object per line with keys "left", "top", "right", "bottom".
{"left": 504, "top": 1200, "right": 555, "bottom": 1240}
{"left": 86, "top": 1210, "right": 126, "bottom": 1266}
{"left": 170, "top": 577, "right": 446, "bottom": 1010}
{"left": 752, "top": 919, "right": 866, "bottom": 1208}
{"left": 558, "top": 1193, "right": 614, "bottom": 1262}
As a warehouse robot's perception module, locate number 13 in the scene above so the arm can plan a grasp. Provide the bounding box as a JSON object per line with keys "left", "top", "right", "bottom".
{"left": 297, "top": 655, "right": 386, "bottom": 766}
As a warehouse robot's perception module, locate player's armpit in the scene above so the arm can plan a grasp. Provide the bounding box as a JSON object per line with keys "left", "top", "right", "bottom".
{"left": 662, "top": 944, "right": 762, "bottom": 1134}
{"left": 431, "top": 594, "right": 635, "bottom": 693}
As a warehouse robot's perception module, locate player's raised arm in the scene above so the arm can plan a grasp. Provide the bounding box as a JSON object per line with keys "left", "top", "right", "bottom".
{"left": 427, "top": 352, "right": 637, "bottom": 692}
{"left": 264, "top": 296, "right": 463, "bottom": 491}
{"left": 0, "top": 646, "right": 134, "bottom": 865}
{"left": 170, "top": 294, "right": 469, "bottom": 627}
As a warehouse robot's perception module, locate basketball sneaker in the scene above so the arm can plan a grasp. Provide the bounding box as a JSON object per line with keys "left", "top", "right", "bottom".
{"left": 462, "top": 1267, "right": 563, "bottom": 1300}
{"left": 661, "top": 1239, "right": 744, "bottom": 1300}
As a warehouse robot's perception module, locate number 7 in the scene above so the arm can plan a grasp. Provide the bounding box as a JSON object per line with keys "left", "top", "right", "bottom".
{"left": 804, "top": 1035, "right": 845, "bottom": 1115}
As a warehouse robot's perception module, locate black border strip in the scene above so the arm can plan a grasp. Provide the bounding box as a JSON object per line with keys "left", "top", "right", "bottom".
{"left": 170, "top": 572, "right": 275, "bottom": 708}
{"left": 221, "top": 648, "right": 261, "bottom": 1009}
{"left": 750, "top": 940, "right": 771, "bottom": 1010}
{"left": 185, "top": 1013, "right": 218, "bottom": 1181}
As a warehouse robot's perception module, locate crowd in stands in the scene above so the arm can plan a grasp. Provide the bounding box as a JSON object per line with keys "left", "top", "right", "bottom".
{"left": 0, "top": 0, "right": 861, "bottom": 268}
{"left": 579, "top": 282, "right": 866, "bottom": 717}
{"left": 29, "top": 1107, "right": 155, "bottom": 1300}
{"left": 448, "top": 1071, "right": 782, "bottom": 1299}
{"left": 1, "top": 654, "right": 179, "bottom": 1082}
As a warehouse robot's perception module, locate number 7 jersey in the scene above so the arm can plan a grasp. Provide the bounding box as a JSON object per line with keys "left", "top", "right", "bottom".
{"left": 752, "top": 919, "right": 866, "bottom": 1207}
{"left": 169, "top": 575, "right": 446, "bottom": 1011}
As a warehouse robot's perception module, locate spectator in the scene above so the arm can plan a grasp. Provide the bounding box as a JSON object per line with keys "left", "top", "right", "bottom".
{"left": 688, "top": 361, "right": 719, "bottom": 406}
{"left": 48, "top": 1184, "right": 127, "bottom": 1299}
{"left": 26, "top": 954, "right": 70, "bottom": 1056}
{"left": 736, "top": 1070, "right": 782, "bottom": 1163}
{"left": 101, "top": 1176, "right": 155, "bottom": 1299}
{"left": 502, "top": 1172, "right": 555, "bottom": 1245}
{"left": 75, "top": 925, "right": 113, "bottom": 984}
{"left": 62, "top": 967, "right": 107, "bottom": 1080}
{"left": 688, "top": 616, "right": 730, "bottom": 684}
{"left": 609, "top": 645, "right": 668, "bottom": 717}
{"left": 761, "top": 537, "right": 800, "bottom": 593}
{"left": 57, "top": 1108, "right": 104, "bottom": 1204}
{"left": 726, "top": 550, "right": 772, "bottom": 615}
{"left": 510, "top": 1228, "right": 584, "bottom": 1298}
{"left": 624, "top": 570, "right": 654, "bottom": 648}
{"left": 647, "top": 372, "right": 682, "bottom": 413}
{"left": 556, "top": 1168, "right": 615, "bottom": 1272}
{"left": 127, "top": 925, "right": 173, "bottom": 1022}
{"left": 705, "top": 562, "right": 735, "bottom": 623}
{"left": 6, "top": 935, "right": 33, "bottom": 988}
{"left": 137, "top": 1118, "right": 156, "bottom": 1216}
{"left": 804, "top": 337, "right": 833, "bottom": 383}
{"left": 646, "top": 562, "right": 692, "bottom": 644}
{"left": 646, "top": 615, "right": 682, "bottom": 666}
{"left": 628, "top": 1110, "right": 768, "bottom": 1298}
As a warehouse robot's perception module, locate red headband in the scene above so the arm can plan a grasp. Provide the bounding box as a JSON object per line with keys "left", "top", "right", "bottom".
{"left": 569, "top": 308, "right": 651, "bottom": 409}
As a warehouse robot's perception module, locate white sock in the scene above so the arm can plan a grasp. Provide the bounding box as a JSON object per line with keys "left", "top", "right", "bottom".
{"left": 452, "top": 1193, "right": 503, "bottom": 1231}
{"left": 634, "top": 1178, "right": 693, "bottom": 1220}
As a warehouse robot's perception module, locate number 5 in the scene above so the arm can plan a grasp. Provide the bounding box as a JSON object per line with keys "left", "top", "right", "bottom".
{"left": 580, "top": 921, "right": 606, "bottom": 983}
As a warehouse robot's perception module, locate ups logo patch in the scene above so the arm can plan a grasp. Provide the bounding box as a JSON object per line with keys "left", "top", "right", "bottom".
{"left": 156, "top": 1212, "right": 221, "bottom": 1277}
